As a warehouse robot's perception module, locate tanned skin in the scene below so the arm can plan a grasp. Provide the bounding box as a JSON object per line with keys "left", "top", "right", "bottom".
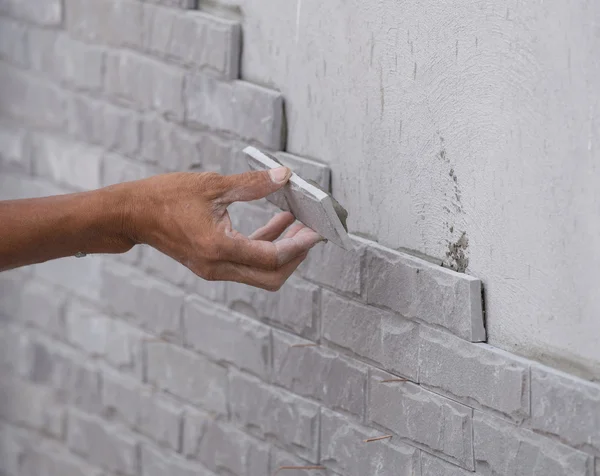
{"left": 0, "top": 167, "right": 323, "bottom": 291}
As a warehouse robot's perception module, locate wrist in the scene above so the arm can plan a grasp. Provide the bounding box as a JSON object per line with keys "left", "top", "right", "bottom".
{"left": 95, "top": 183, "right": 138, "bottom": 252}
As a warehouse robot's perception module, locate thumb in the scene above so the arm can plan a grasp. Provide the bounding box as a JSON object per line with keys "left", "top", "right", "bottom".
{"left": 219, "top": 167, "right": 291, "bottom": 203}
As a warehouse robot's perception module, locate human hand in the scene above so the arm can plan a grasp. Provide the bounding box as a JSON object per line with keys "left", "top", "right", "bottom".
{"left": 121, "top": 167, "right": 323, "bottom": 291}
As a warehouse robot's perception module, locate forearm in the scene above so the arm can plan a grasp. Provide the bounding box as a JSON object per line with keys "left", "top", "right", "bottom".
{"left": 0, "top": 184, "right": 134, "bottom": 271}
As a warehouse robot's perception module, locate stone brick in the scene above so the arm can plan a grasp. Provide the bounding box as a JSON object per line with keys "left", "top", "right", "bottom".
{"left": 145, "top": 0, "right": 195, "bottom": 7}
{"left": 0, "top": 122, "right": 28, "bottom": 172}
{"left": 146, "top": 341, "right": 227, "bottom": 413}
{"left": 185, "top": 409, "right": 270, "bottom": 476}
{"left": 101, "top": 262, "right": 184, "bottom": 341}
{"left": 195, "top": 278, "right": 228, "bottom": 302}
{"left": 140, "top": 246, "right": 196, "bottom": 288}
{"left": 322, "top": 291, "right": 419, "bottom": 380}
{"left": 421, "top": 453, "right": 474, "bottom": 476}
{"left": 185, "top": 73, "right": 284, "bottom": 149}
{"left": 197, "top": 134, "right": 241, "bottom": 174}
{"left": 103, "top": 370, "right": 182, "bottom": 450}
{"left": 0, "top": 0, "right": 62, "bottom": 25}
{"left": 0, "top": 173, "right": 67, "bottom": 201}
{"left": 141, "top": 444, "right": 213, "bottom": 476}
{"left": 140, "top": 113, "right": 236, "bottom": 172}
{"left": 117, "top": 245, "right": 144, "bottom": 266}
{"left": 10, "top": 279, "right": 67, "bottom": 337}
{"left": 0, "top": 267, "right": 30, "bottom": 319}
{"left": 419, "top": 326, "right": 530, "bottom": 422}
{"left": 0, "top": 375, "right": 64, "bottom": 438}
{"left": 0, "top": 16, "right": 28, "bottom": 68}
{"left": 144, "top": 6, "right": 240, "bottom": 79}
{"left": 20, "top": 444, "right": 104, "bottom": 476}
{"left": 227, "top": 143, "right": 256, "bottom": 175}
{"left": 63, "top": 360, "right": 104, "bottom": 414}
{"left": 531, "top": 365, "right": 600, "bottom": 456}
{"left": 0, "top": 64, "right": 68, "bottom": 130}
{"left": 33, "top": 255, "right": 103, "bottom": 301}
{"left": 298, "top": 238, "right": 364, "bottom": 295}
{"left": 102, "top": 153, "right": 158, "bottom": 186}
{"left": 0, "top": 324, "right": 34, "bottom": 377}
{"left": 363, "top": 241, "right": 485, "bottom": 341}
{"left": 320, "top": 409, "right": 421, "bottom": 476}
{"left": 270, "top": 449, "right": 331, "bottom": 476}
{"left": 474, "top": 412, "right": 593, "bottom": 475}
{"left": 229, "top": 371, "right": 320, "bottom": 462}
{"left": 65, "top": 300, "right": 146, "bottom": 374}
{"left": 273, "top": 331, "right": 367, "bottom": 418}
{"left": 182, "top": 406, "right": 210, "bottom": 457}
{"left": 68, "top": 95, "right": 141, "bottom": 156}
{"left": 22, "top": 337, "right": 103, "bottom": 413}
{"left": 30, "top": 134, "right": 102, "bottom": 190}
{"left": 68, "top": 410, "right": 138, "bottom": 475}
{"left": 0, "top": 422, "right": 30, "bottom": 476}
{"left": 368, "top": 369, "right": 474, "bottom": 470}
{"left": 136, "top": 389, "right": 182, "bottom": 450}
{"left": 139, "top": 114, "right": 203, "bottom": 170}
{"left": 65, "top": 0, "right": 143, "bottom": 47}
{"left": 228, "top": 276, "right": 320, "bottom": 339}
{"left": 184, "top": 295, "right": 271, "bottom": 379}
{"left": 28, "top": 30, "right": 105, "bottom": 91}
{"left": 19, "top": 336, "right": 69, "bottom": 386}
{"left": 105, "top": 51, "right": 185, "bottom": 120}
{"left": 275, "top": 152, "right": 331, "bottom": 191}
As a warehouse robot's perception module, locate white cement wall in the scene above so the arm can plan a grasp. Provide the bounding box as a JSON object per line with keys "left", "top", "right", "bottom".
{"left": 209, "top": 0, "right": 600, "bottom": 379}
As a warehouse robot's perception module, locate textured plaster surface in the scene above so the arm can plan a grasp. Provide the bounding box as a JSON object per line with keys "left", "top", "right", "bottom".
{"left": 235, "top": 0, "right": 600, "bottom": 378}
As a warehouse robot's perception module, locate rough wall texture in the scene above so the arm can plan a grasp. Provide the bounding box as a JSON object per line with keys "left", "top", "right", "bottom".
{"left": 0, "top": 1, "right": 599, "bottom": 476}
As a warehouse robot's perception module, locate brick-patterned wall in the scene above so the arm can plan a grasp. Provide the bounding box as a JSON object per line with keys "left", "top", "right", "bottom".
{"left": 0, "top": 1, "right": 599, "bottom": 475}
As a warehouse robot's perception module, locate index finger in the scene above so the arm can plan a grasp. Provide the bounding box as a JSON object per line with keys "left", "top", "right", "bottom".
{"left": 221, "top": 227, "right": 323, "bottom": 270}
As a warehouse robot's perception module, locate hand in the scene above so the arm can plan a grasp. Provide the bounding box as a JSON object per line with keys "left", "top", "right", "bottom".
{"left": 121, "top": 167, "right": 323, "bottom": 291}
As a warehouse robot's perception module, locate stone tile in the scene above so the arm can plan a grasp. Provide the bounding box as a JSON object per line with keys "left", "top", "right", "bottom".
{"left": 30, "top": 134, "right": 102, "bottom": 190}
{"left": 298, "top": 237, "right": 364, "bottom": 295}
{"left": 531, "top": 364, "right": 600, "bottom": 456}
{"left": 363, "top": 240, "right": 485, "bottom": 341}
{"left": 419, "top": 326, "right": 530, "bottom": 422}
{"left": 229, "top": 370, "right": 320, "bottom": 462}
{"left": 368, "top": 369, "right": 474, "bottom": 470}
{"left": 144, "top": 6, "right": 240, "bottom": 79}
{"left": 184, "top": 295, "right": 271, "bottom": 379}
{"left": 67, "top": 410, "right": 138, "bottom": 475}
{"left": 322, "top": 290, "right": 419, "bottom": 381}
{"left": 320, "top": 408, "right": 421, "bottom": 476}
{"left": 185, "top": 74, "right": 283, "bottom": 149}
{"left": 146, "top": 341, "right": 227, "bottom": 414}
{"left": 421, "top": 453, "right": 473, "bottom": 476}
{"left": 474, "top": 411, "right": 593, "bottom": 475}
{"left": 273, "top": 330, "right": 367, "bottom": 417}
{"left": 227, "top": 276, "right": 320, "bottom": 340}
{"left": 0, "top": 0, "right": 62, "bottom": 25}
{"left": 244, "top": 146, "right": 352, "bottom": 250}
{"left": 141, "top": 443, "right": 212, "bottom": 476}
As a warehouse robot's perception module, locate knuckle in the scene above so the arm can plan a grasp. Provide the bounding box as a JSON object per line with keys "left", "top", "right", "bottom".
{"left": 198, "top": 172, "right": 226, "bottom": 200}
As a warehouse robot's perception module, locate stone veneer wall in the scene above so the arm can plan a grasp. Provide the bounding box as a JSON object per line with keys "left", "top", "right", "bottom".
{"left": 0, "top": 1, "right": 599, "bottom": 475}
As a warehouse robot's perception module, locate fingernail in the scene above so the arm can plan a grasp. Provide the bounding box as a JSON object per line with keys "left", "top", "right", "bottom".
{"left": 269, "top": 167, "right": 290, "bottom": 183}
